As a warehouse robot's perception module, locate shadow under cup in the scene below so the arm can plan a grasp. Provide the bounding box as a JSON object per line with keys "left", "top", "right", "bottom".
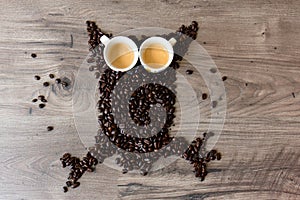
{"left": 103, "top": 36, "right": 139, "bottom": 72}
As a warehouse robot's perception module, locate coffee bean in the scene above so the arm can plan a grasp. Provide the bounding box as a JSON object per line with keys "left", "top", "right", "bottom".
{"left": 31, "top": 53, "right": 37, "bottom": 58}
{"left": 95, "top": 72, "right": 100, "bottom": 79}
{"left": 89, "top": 66, "right": 94, "bottom": 71}
{"left": 43, "top": 82, "right": 50, "bottom": 87}
{"left": 41, "top": 99, "right": 47, "bottom": 103}
{"left": 87, "top": 167, "right": 94, "bottom": 172}
{"left": 66, "top": 181, "right": 72, "bottom": 187}
{"left": 63, "top": 186, "right": 68, "bottom": 193}
{"left": 32, "top": 98, "right": 38, "bottom": 103}
{"left": 122, "top": 168, "right": 128, "bottom": 174}
{"left": 34, "top": 75, "right": 40, "bottom": 80}
{"left": 62, "top": 153, "right": 71, "bottom": 160}
{"left": 186, "top": 70, "right": 194, "bottom": 75}
{"left": 38, "top": 95, "right": 44, "bottom": 100}
{"left": 222, "top": 76, "right": 227, "bottom": 81}
{"left": 39, "top": 104, "right": 45, "bottom": 109}
{"left": 47, "top": 126, "right": 54, "bottom": 131}
{"left": 140, "top": 170, "right": 148, "bottom": 176}
{"left": 216, "top": 152, "right": 221, "bottom": 160}
{"left": 61, "top": 81, "right": 69, "bottom": 87}
{"left": 71, "top": 182, "right": 80, "bottom": 189}
{"left": 55, "top": 78, "right": 61, "bottom": 84}
{"left": 87, "top": 58, "right": 95, "bottom": 63}
{"left": 202, "top": 93, "right": 208, "bottom": 100}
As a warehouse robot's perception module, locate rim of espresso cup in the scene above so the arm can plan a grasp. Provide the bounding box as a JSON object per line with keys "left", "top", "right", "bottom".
{"left": 101, "top": 35, "right": 139, "bottom": 72}
{"left": 139, "top": 37, "right": 175, "bottom": 73}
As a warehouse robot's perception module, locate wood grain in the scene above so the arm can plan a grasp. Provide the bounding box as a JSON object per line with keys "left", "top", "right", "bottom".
{"left": 0, "top": 0, "right": 299, "bottom": 199}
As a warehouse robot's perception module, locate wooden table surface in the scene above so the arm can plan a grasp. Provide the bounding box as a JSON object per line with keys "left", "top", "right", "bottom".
{"left": 0, "top": 0, "right": 299, "bottom": 199}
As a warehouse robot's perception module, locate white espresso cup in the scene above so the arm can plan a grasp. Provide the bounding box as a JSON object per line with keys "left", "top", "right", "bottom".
{"left": 100, "top": 35, "right": 139, "bottom": 72}
{"left": 139, "top": 37, "right": 177, "bottom": 73}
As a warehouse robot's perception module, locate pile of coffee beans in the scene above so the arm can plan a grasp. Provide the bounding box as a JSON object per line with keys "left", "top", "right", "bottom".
{"left": 182, "top": 133, "right": 222, "bottom": 181}
{"left": 60, "top": 152, "right": 98, "bottom": 192}
{"left": 86, "top": 21, "right": 112, "bottom": 50}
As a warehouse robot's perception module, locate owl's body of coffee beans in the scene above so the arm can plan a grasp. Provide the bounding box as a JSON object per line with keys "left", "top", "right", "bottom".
{"left": 60, "top": 21, "right": 221, "bottom": 192}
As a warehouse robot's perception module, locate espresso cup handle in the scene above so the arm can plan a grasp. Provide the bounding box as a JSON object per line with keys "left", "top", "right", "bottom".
{"left": 168, "top": 38, "right": 177, "bottom": 46}
{"left": 100, "top": 35, "right": 110, "bottom": 46}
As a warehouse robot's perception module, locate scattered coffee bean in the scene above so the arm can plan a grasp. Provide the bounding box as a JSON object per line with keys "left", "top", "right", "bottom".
{"left": 202, "top": 93, "right": 208, "bottom": 100}
{"left": 61, "top": 81, "right": 69, "bottom": 88}
{"left": 34, "top": 75, "right": 40, "bottom": 80}
{"left": 38, "top": 95, "right": 45, "bottom": 100}
{"left": 47, "top": 126, "right": 54, "bottom": 131}
{"left": 31, "top": 53, "right": 37, "bottom": 58}
{"left": 222, "top": 76, "right": 227, "bottom": 81}
{"left": 43, "top": 82, "right": 50, "bottom": 87}
{"left": 39, "top": 104, "right": 46, "bottom": 109}
{"left": 32, "top": 98, "right": 38, "bottom": 103}
{"left": 55, "top": 78, "right": 61, "bottom": 84}
{"left": 71, "top": 182, "right": 80, "bottom": 189}
{"left": 49, "top": 74, "right": 55, "bottom": 79}
{"left": 292, "top": 92, "right": 295, "bottom": 98}
{"left": 63, "top": 186, "right": 68, "bottom": 193}
{"left": 186, "top": 70, "right": 194, "bottom": 75}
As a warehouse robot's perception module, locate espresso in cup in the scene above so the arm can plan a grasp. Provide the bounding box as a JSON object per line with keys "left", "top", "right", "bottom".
{"left": 139, "top": 37, "right": 176, "bottom": 73}
{"left": 141, "top": 43, "right": 169, "bottom": 69}
{"left": 100, "top": 35, "right": 138, "bottom": 72}
{"left": 108, "top": 43, "right": 134, "bottom": 69}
